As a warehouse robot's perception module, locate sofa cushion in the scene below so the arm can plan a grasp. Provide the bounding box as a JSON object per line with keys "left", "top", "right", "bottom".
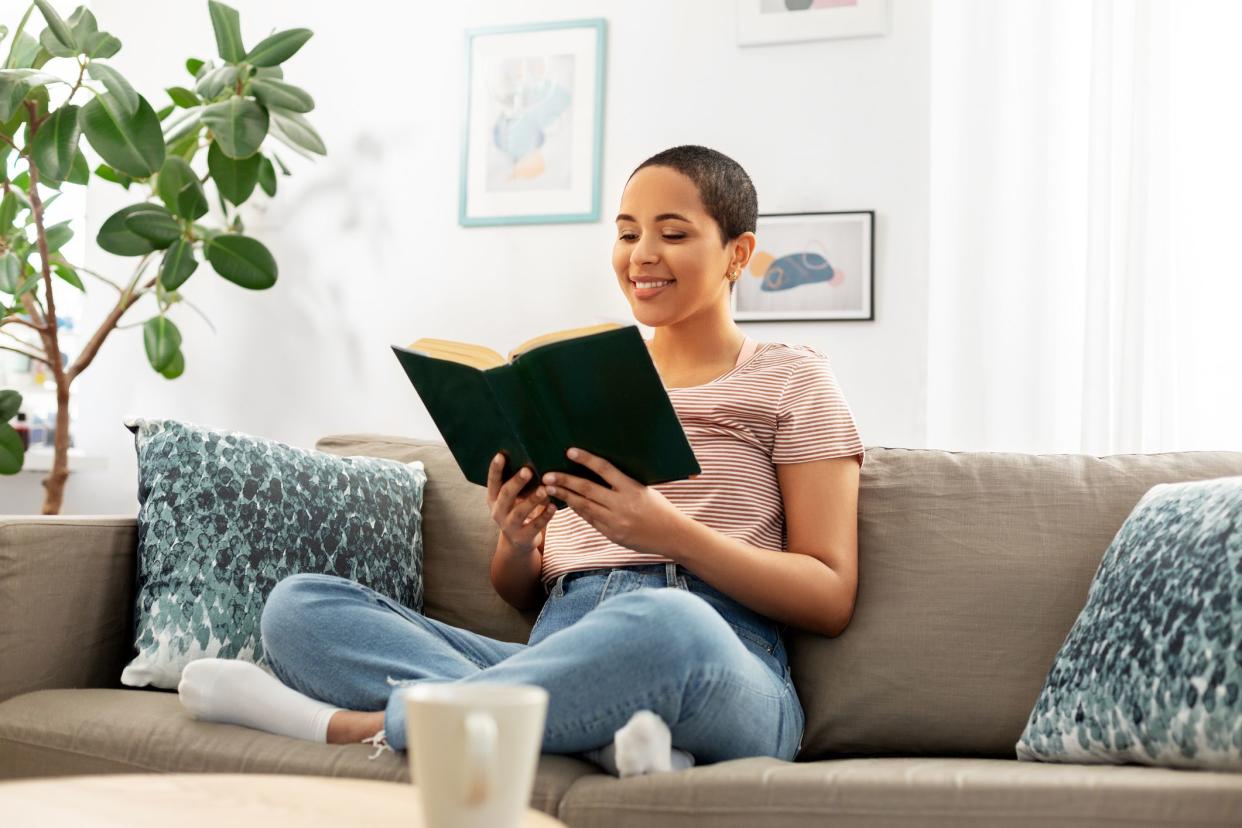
{"left": 0, "top": 688, "right": 595, "bottom": 815}
{"left": 556, "top": 754, "right": 1242, "bottom": 827}
{"left": 315, "top": 434, "right": 537, "bottom": 643}
{"left": 1017, "top": 475, "right": 1242, "bottom": 770}
{"left": 123, "top": 419, "right": 427, "bottom": 689}
{"left": 790, "top": 447, "right": 1242, "bottom": 760}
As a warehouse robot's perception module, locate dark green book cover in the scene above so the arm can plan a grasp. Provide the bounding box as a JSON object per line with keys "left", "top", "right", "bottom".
{"left": 391, "top": 324, "right": 700, "bottom": 510}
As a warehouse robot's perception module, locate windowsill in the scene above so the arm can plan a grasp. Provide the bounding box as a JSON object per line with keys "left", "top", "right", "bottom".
{"left": 17, "top": 448, "right": 108, "bottom": 473}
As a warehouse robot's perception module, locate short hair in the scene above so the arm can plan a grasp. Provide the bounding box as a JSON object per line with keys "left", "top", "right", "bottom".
{"left": 630, "top": 145, "right": 758, "bottom": 248}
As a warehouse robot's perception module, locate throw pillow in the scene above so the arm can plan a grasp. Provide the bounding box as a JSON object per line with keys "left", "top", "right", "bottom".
{"left": 1016, "top": 475, "right": 1241, "bottom": 770}
{"left": 121, "top": 417, "right": 427, "bottom": 689}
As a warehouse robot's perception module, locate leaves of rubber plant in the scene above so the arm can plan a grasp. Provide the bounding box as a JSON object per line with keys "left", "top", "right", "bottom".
{"left": 166, "top": 86, "right": 197, "bottom": 108}
{"left": 267, "top": 105, "right": 324, "bottom": 155}
{"left": 0, "top": 423, "right": 23, "bottom": 474}
{"left": 159, "top": 238, "right": 198, "bottom": 291}
{"left": 96, "top": 203, "right": 161, "bottom": 255}
{"left": 94, "top": 163, "right": 132, "bottom": 188}
{"left": 31, "top": 103, "right": 80, "bottom": 181}
{"left": 195, "top": 64, "right": 236, "bottom": 99}
{"left": 207, "top": 140, "right": 259, "bottom": 205}
{"left": 38, "top": 25, "right": 76, "bottom": 58}
{"left": 159, "top": 348, "right": 185, "bottom": 380}
{"left": 66, "top": 148, "right": 89, "bottom": 184}
{"left": 84, "top": 31, "right": 120, "bottom": 59}
{"left": 0, "top": 191, "right": 18, "bottom": 231}
{"left": 202, "top": 96, "right": 267, "bottom": 158}
{"left": 79, "top": 92, "right": 165, "bottom": 177}
{"left": 0, "top": 251, "right": 20, "bottom": 292}
{"left": 248, "top": 77, "right": 313, "bottom": 113}
{"left": 207, "top": 1, "right": 244, "bottom": 63}
{"left": 205, "top": 234, "right": 276, "bottom": 289}
{"left": 186, "top": 58, "right": 204, "bottom": 78}
{"left": 157, "top": 156, "right": 207, "bottom": 220}
{"left": 67, "top": 6, "right": 98, "bottom": 42}
{"left": 257, "top": 155, "right": 276, "bottom": 197}
{"left": 242, "top": 28, "right": 311, "bottom": 67}
{"left": 0, "top": 389, "right": 20, "bottom": 421}
{"left": 0, "top": 69, "right": 61, "bottom": 122}
{"left": 53, "top": 261, "right": 83, "bottom": 290}
{"left": 32, "top": 0, "right": 75, "bottom": 53}
{"left": 87, "top": 62, "right": 138, "bottom": 115}
{"left": 44, "top": 219, "right": 72, "bottom": 251}
{"left": 123, "top": 203, "right": 181, "bottom": 248}
{"left": 143, "top": 315, "right": 181, "bottom": 372}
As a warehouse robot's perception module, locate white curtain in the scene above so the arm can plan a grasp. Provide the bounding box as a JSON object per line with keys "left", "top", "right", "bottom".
{"left": 926, "top": 0, "right": 1242, "bottom": 455}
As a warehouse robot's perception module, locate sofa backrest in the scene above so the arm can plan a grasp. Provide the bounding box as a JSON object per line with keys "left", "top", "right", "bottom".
{"left": 316, "top": 434, "right": 1242, "bottom": 761}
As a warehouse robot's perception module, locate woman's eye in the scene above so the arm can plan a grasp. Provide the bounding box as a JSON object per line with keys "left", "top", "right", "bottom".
{"left": 663, "top": 234, "right": 685, "bottom": 241}
{"left": 618, "top": 233, "right": 637, "bottom": 241}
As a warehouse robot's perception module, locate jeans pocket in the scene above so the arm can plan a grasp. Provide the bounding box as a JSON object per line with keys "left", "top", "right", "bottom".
{"left": 728, "top": 622, "right": 777, "bottom": 655}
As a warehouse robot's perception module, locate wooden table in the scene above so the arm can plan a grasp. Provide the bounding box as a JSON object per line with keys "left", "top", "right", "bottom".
{"left": 0, "top": 773, "right": 568, "bottom": 827}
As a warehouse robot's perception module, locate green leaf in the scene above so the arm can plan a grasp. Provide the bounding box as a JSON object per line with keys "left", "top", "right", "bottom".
{"left": 66, "top": 147, "right": 88, "bottom": 184}
{"left": 159, "top": 238, "right": 197, "bottom": 290}
{"left": 167, "top": 126, "right": 200, "bottom": 163}
{"left": 205, "top": 234, "right": 276, "bottom": 289}
{"left": 6, "top": 31, "right": 41, "bottom": 70}
{"left": 159, "top": 348, "right": 185, "bottom": 379}
{"left": 194, "top": 64, "right": 236, "bottom": 99}
{"left": 166, "top": 85, "right": 198, "bottom": 108}
{"left": 267, "top": 106, "right": 324, "bottom": 155}
{"left": 44, "top": 219, "right": 72, "bottom": 251}
{"left": 123, "top": 203, "right": 180, "bottom": 248}
{"left": 207, "top": 140, "right": 259, "bottom": 205}
{"left": 253, "top": 65, "right": 283, "bottom": 80}
{"left": 248, "top": 77, "right": 313, "bottom": 113}
{"left": 0, "top": 68, "right": 62, "bottom": 122}
{"left": 0, "top": 192, "right": 17, "bottom": 230}
{"left": 162, "top": 105, "right": 201, "bottom": 145}
{"left": 0, "top": 251, "right": 20, "bottom": 292}
{"left": 155, "top": 103, "right": 174, "bottom": 121}
{"left": 33, "top": 0, "right": 76, "bottom": 52}
{"left": 67, "top": 6, "right": 98, "bottom": 42}
{"left": 157, "top": 156, "right": 208, "bottom": 220}
{"left": 0, "top": 422, "right": 23, "bottom": 474}
{"left": 31, "top": 103, "right": 80, "bottom": 181}
{"left": 84, "top": 30, "right": 121, "bottom": 59}
{"left": 87, "top": 62, "right": 138, "bottom": 116}
{"left": 38, "top": 25, "right": 76, "bottom": 58}
{"left": 186, "top": 57, "right": 205, "bottom": 78}
{"left": 79, "top": 92, "right": 165, "bottom": 177}
{"left": 143, "top": 315, "right": 181, "bottom": 372}
{"left": 207, "top": 1, "right": 245, "bottom": 63}
{"left": 93, "top": 162, "right": 132, "bottom": 188}
{"left": 0, "top": 389, "right": 20, "bottom": 421}
{"left": 53, "top": 261, "right": 82, "bottom": 290}
{"left": 12, "top": 262, "right": 38, "bottom": 297}
{"left": 257, "top": 155, "right": 276, "bottom": 197}
{"left": 202, "top": 97, "right": 267, "bottom": 159}
{"left": 96, "top": 203, "right": 160, "bottom": 256}
{"left": 242, "top": 28, "right": 312, "bottom": 67}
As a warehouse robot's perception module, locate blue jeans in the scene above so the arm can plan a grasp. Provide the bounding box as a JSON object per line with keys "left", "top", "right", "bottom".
{"left": 259, "top": 562, "right": 805, "bottom": 763}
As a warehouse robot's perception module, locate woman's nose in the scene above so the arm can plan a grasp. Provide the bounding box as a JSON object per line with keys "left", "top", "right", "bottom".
{"left": 632, "top": 239, "right": 659, "bottom": 265}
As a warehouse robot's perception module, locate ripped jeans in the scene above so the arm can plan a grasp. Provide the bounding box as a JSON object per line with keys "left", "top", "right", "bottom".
{"left": 259, "top": 562, "right": 805, "bottom": 764}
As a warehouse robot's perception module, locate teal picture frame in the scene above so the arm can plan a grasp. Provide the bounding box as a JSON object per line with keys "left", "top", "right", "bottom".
{"left": 462, "top": 18, "right": 606, "bottom": 227}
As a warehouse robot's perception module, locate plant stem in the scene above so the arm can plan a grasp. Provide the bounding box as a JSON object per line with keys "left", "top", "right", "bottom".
{"left": 67, "top": 254, "right": 154, "bottom": 382}
{"left": 0, "top": 315, "right": 47, "bottom": 333}
{"left": 0, "top": 343, "right": 51, "bottom": 365}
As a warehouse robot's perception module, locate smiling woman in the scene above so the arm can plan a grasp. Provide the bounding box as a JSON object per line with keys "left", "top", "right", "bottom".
{"left": 176, "top": 144, "right": 864, "bottom": 784}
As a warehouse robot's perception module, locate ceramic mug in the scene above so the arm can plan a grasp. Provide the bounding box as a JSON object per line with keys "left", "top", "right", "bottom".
{"left": 403, "top": 683, "right": 549, "bottom": 828}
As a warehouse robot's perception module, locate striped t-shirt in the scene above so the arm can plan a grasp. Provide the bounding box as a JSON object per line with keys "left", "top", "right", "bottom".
{"left": 539, "top": 337, "right": 865, "bottom": 590}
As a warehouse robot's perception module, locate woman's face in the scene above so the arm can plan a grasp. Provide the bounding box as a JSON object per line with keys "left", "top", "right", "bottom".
{"left": 613, "top": 165, "right": 736, "bottom": 324}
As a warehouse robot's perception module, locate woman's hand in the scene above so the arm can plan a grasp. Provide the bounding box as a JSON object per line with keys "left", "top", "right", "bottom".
{"left": 487, "top": 452, "right": 555, "bottom": 555}
{"left": 540, "top": 447, "right": 690, "bottom": 558}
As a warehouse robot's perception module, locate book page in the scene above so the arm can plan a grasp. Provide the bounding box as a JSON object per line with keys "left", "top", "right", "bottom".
{"left": 507, "top": 322, "right": 626, "bottom": 362}
{"left": 405, "top": 338, "right": 506, "bottom": 371}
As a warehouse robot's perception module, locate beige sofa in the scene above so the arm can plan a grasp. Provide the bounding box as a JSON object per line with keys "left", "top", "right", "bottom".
{"left": 2, "top": 433, "right": 1241, "bottom": 826}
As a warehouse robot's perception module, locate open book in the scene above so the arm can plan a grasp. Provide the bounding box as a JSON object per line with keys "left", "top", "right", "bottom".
{"left": 391, "top": 323, "right": 701, "bottom": 510}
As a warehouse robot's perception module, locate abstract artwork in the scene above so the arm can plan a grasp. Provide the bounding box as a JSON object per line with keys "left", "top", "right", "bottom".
{"left": 459, "top": 19, "right": 606, "bottom": 226}
{"left": 737, "top": 0, "right": 888, "bottom": 46}
{"left": 732, "top": 211, "right": 874, "bottom": 321}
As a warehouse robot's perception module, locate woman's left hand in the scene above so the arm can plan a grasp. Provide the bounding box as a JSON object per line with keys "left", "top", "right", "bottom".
{"left": 542, "top": 447, "right": 690, "bottom": 558}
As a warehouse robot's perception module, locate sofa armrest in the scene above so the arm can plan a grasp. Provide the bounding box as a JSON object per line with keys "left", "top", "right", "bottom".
{"left": 0, "top": 515, "right": 137, "bottom": 703}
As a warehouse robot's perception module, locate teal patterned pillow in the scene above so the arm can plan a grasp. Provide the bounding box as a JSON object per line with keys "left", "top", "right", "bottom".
{"left": 1016, "top": 475, "right": 1241, "bottom": 770}
{"left": 121, "top": 418, "right": 426, "bottom": 689}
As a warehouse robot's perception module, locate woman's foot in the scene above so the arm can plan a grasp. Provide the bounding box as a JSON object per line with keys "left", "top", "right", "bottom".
{"left": 177, "top": 658, "right": 342, "bottom": 743}
{"left": 586, "top": 710, "right": 695, "bottom": 777}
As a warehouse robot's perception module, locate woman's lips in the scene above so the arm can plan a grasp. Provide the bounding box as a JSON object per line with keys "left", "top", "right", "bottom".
{"left": 633, "top": 281, "right": 674, "bottom": 299}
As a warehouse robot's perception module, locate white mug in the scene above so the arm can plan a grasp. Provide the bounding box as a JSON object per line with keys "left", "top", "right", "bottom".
{"left": 403, "top": 683, "right": 549, "bottom": 828}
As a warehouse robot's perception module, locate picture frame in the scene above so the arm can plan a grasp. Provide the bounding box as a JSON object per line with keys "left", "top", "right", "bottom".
{"left": 458, "top": 18, "right": 607, "bottom": 227}
{"left": 731, "top": 211, "right": 875, "bottom": 322}
{"left": 736, "top": 0, "right": 889, "bottom": 47}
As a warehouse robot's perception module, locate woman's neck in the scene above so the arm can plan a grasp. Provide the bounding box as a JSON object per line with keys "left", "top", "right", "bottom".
{"left": 647, "top": 324, "right": 748, "bottom": 381}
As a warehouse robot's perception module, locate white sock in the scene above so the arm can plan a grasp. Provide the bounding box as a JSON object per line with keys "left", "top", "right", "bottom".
{"left": 178, "top": 658, "right": 342, "bottom": 743}
{"left": 584, "top": 710, "right": 695, "bottom": 777}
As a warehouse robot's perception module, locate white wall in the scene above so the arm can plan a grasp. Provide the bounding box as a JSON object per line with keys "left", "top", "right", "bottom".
{"left": 1, "top": 0, "right": 931, "bottom": 514}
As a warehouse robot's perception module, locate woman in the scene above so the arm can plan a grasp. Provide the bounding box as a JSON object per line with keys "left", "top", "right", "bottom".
{"left": 178, "top": 145, "right": 864, "bottom": 776}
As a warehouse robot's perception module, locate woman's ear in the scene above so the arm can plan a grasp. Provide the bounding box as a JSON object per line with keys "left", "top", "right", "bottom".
{"left": 731, "top": 231, "right": 758, "bottom": 272}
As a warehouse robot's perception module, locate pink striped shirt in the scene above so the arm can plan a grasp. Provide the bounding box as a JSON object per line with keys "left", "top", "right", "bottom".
{"left": 539, "top": 337, "right": 865, "bottom": 589}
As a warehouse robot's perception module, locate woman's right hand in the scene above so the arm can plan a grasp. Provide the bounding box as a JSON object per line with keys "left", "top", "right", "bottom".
{"left": 487, "top": 452, "right": 556, "bottom": 555}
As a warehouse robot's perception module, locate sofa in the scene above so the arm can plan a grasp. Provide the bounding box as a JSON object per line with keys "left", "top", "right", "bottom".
{"left": 2, "top": 433, "right": 1241, "bottom": 827}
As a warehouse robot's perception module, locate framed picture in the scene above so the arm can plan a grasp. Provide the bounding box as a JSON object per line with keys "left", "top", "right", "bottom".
{"left": 459, "top": 18, "right": 606, "bottom": 226}
{"left": 736, "top": 0, "right": 889, "bottom": 46}
{"left": 732, "top": 211, "right": 875, "bottom": 322}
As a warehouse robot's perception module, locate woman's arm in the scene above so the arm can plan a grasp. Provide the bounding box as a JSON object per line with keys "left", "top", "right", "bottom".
{"left": 490, "top": 531, "right": 547, "bottom": 612}
{"left": 671, "top": 455, "right": 861, "bottom": 638}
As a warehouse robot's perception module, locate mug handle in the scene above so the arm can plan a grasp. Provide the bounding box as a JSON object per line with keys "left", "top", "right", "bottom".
{"left": 462, "top": 711, "right": 498, "bottom": 806}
